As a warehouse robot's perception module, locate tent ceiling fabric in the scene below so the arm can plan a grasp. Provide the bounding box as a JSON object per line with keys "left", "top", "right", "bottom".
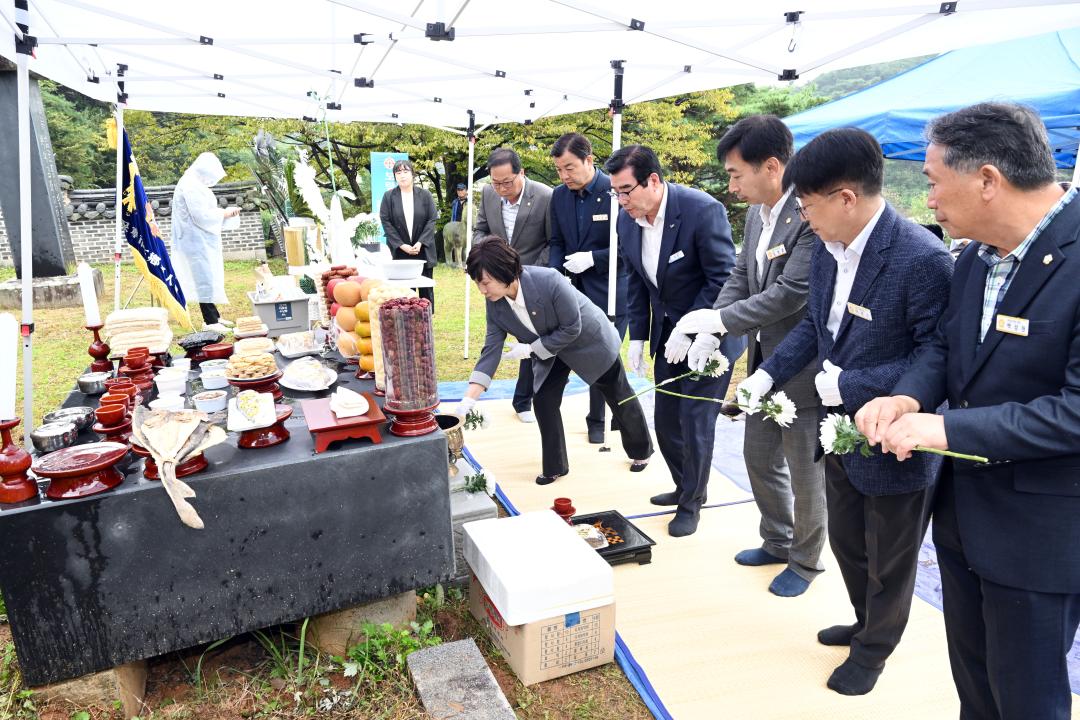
{"left": 5, "top": 0, "right": 1080, "bottom": 127}
{"left": 785, "top": 27, "right": 1080, "bottom": 167}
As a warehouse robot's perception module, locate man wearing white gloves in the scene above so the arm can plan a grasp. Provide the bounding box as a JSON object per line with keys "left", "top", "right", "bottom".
{"left": 548, "top": 133, "right": 629, "bottom": 444}
{"left": 742, "top": 129, "right": 952, "bottom": 696}
{"left": 457, "top": 238, "right": 652, "bottom": 485}
{"left": 607, "top": 145, "right": 744, "bottom": 537}
{"left": 673, "top": 115, "right": 824, "bottom": 598}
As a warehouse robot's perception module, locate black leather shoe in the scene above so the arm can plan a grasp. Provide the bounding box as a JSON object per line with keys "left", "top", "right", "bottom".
{"left": 588, "top": 428, "right": 604, "bottom": 444}
{"left": 535, "top": 472, "right": 567, "bottom": 486}
{"left": 649, "top": 491, "right": 680, "bottom": 506}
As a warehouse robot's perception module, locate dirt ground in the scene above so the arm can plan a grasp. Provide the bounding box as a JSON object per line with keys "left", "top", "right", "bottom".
{"left": 2, "top": 589, "right": 651, "bottom": 720}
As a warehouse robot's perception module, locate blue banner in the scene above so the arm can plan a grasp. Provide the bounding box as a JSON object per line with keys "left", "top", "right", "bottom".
{"left": 370, "top": 151, "right": 409, "bottom": 245}
{"left": 122, "top": 131, "right": 193, "bottom": 329}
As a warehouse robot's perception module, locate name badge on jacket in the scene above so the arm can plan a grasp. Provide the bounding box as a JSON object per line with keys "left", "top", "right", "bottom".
{"left": 847, "top": 303, "right": 873, "bottom": 322}
{"left": 996, "top": 314, "right": 1029, "bottom": 336}
{"left": 668, "top": 250, "right": 685, "bottom": 264}
{"left": 592, "top": 213, "right": 608, "bottom": 221}
{"left": 765, "top": 245, "right": 787, "bottom": 261}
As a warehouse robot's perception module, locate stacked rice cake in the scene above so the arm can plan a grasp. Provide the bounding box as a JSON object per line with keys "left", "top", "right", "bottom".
{"left": 104, "top": 307, "right": 172, "bottom": 355}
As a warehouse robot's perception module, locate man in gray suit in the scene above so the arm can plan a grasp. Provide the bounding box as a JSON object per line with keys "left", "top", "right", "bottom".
{"left": 473, "top": 148, "right": 554, "bottom": 423}
{"left": 674, "top": 115, "right": 825, "bottom": 597}
{"left": 455, "top": 238, "right": 653, "bottom": 484}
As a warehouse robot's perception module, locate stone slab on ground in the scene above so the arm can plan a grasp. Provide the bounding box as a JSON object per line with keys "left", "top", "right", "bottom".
{"left": 407, "top": 639, "right": 516, "bottom": 720}
{"left": 451, "top": 488, "right": 499, "bottom": 582}
{"left": 308, "top": 590, "right": 417, "bottom": 658}
{"left": 0, "top": 268, "right": 102, "bottom": 310}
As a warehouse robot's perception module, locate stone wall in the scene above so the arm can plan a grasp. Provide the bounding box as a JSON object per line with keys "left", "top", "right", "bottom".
{"left": 0, "top": 181, "right": 268, "bottom": 267}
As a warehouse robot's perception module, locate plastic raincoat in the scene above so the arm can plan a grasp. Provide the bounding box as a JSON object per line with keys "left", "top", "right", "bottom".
{"left": 171, "top": 153, "right": 229, "bottom": 304}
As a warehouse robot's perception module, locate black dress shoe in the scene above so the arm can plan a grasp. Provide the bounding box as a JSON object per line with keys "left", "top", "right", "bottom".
{"left": 587, "top": 427, "right": 604, "bottom": 444}
{"left": 650, "top": 491, "right": 680, "bottom": 506}
{"left": 630, "top": 460, "right": 649, "bottom": 472}
{"left": 535, "top": 472, "right": 567, "bottom": 486}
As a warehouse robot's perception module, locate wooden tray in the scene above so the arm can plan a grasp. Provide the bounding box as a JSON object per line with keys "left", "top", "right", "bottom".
{"left": 300, "top": 393, "right": 385, "bottom": 453}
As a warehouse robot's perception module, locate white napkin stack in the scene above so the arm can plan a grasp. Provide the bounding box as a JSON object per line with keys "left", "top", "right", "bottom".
{"left": 329, "top": 387, "right": 369, "bottom": 419}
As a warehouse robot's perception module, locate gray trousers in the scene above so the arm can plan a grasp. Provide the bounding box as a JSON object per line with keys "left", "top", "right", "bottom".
{"left": 743, "top": 407, "right": 827, "bottom": 582}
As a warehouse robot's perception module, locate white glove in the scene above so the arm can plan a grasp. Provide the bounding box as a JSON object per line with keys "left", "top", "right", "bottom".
{"left": 563, "top": 251, "right": 595, "bottom": 274}
{"left": 501, "top": 342, "right": 532, "bottom": 361}
{"left": 628, "top": 340, "right": 646, "bottom": 376}
{"left": 687, "top": 334, "right": 722, "bottom": 373}
{"left": 815, "top": 359, "right": 844, "bottom": 407}
{"left": 674, "top": 308, "right": 727, "bottom": 337}
{"left": 736, "top": 369, "right": 774, "bottom": 415}
{"left": 663, "top": 331, "right": 693, "bottom": 365}
{"left": 455, "top": 396, "right": 477, "bottom": 417}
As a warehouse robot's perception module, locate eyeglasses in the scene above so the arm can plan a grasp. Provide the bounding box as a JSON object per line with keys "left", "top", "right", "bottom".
{"left": 490, "top": 176, "right": 519, "bottom": 189}
{"left": 609, "top": 183, "right": 642, "bottom": 200}
{"left": 796, "top": 188, "right": 846, "bottom": 219}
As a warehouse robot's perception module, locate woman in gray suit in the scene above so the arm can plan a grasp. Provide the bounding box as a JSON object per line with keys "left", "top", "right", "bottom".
{"left": 455, "top": 237, "right": 653, "bottom": 485}
{"left": 379, "top": 159, "right": 437, "bottom": 311}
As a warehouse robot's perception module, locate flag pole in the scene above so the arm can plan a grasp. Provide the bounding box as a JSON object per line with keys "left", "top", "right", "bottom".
{"left": 113, "top": 74, "right": 127, "bottom": 312}
{"left": 462, "top": 110, "right": 476, "bottom": 359}
{"left": 15, "top": 0, "right": 35, "bottom": 439}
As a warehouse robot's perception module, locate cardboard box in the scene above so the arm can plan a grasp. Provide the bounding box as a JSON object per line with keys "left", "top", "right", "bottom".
{"left": 469, "top": 574, "right": 615, "bottom": 686}
{"left": 463, "top": 511, "right": 614, "bottom": 625}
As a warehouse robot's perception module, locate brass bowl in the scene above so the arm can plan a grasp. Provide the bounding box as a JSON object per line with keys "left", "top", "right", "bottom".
{"left": 436, "top": 413, "right": 465, "bottom": 475}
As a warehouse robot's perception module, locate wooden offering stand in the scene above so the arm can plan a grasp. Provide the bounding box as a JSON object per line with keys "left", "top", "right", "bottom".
{"left": 300, "top": 394, "right": 385, "bottom": 453}
{"left": 85, "top": 324, "right": 113, "bottom": 373}
{"left": 33, "top": 442, "right": 128, "bottom": 500}
{"left": 130, "top": 443, "right": 208, "bottom": 480}
{"left": 0, "top": 417, "right": 36, "bottom": 504}
{"left": 238, "top": 405, "right": 292, "bottom": 449}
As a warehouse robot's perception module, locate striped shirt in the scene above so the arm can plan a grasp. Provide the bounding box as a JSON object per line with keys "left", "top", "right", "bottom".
{"left": 978, "top": 186, "right": 1076, "bottom": 342}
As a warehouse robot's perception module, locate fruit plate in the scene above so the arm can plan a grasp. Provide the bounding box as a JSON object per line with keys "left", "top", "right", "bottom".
{"left": 279, "top": 366, "right": 338, "bottom": 392}
{"left": 225, "top": 370, "right": 281, "bottom": 383}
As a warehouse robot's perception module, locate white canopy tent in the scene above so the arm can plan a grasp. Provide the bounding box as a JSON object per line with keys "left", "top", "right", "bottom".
{"left": 5, "top": 0, "right": 1080, "bottom": 435}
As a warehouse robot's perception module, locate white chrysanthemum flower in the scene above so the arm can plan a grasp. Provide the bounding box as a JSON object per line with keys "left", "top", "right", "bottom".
{"left": 771, "top": 391, "right": 798, "bottom": 427}
{"left": 705, "top": 351, "right": 731, "bottom": 378}
{"left": 819, "top": 413, "right": 842, "bottom": 453}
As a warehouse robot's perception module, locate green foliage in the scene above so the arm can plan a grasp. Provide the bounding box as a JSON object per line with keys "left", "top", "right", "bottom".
{"left": 340, "top": 620, "right": 441, "bottom": 684}
{"left": 38, "top": 80, "right": 113, "bottom": 188}
{"left": 464, "top": 471, "right": 489, "bottom": 494}
{"left": 252, "top": 618, "right": 319, "bottom": 686}
{"left": 811, "top": 56, "right": 934, "bottom": 100}
{"left": 0, "top": 642, "right": 35, "bottom": 718}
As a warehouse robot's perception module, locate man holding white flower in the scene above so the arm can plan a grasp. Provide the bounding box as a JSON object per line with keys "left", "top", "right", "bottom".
{"left": 675, "top": 115, "right": 826, "bottom": 598}
{"left": 857, "top": 102, "right": 1080, "bottom": 720}
{"left": 740, "top": 128, "right": 953, "bottom": 695}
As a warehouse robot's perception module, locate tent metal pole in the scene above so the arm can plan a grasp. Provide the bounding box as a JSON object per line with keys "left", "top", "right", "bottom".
{"left": 1072, "top": 148, "right": 1080, "bottom": 187}
{"left": 607, "top": 60, "right": 624, "bottom": 318}
{"left": 463, "top": 110, "right": 476, "bottom": 359}
{"left": 113, "top": 88, "right": 125, "bottom": 312}
{"left": 15, "top": 0, "right": 34, "bottom": 439}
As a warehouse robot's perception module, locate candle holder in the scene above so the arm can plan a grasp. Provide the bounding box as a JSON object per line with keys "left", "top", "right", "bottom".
{"left": 86, "top": 324, "right": 112, "bottom": 373}
{"left": 0, "top": 417, "right": 37, "bottom": 504}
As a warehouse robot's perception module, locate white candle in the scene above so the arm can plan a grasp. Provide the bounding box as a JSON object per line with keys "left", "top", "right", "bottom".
{"left": 0, "top": 314, "right": 16, "bottom": 421}
{"left": 77, "top": 262, "right": 101, "bottom": 327}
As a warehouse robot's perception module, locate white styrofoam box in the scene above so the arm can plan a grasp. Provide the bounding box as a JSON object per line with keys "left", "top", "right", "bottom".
{"left": 463, "top": 511, "right": 614, "bottom": 626}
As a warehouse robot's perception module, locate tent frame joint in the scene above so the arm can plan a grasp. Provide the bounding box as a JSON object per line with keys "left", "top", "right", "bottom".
{"left": 940, "top": 2, "right": 958, "bottom": 15}
{"left": 425, "top": 22, "right": 455, "bottom": 41}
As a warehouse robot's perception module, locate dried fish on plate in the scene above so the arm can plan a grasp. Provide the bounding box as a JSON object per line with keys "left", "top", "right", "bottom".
{"left": 132, "top": 406, "right": 227, "bottom": 529}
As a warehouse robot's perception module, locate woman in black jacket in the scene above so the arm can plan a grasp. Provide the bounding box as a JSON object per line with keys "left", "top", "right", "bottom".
{"left": 379, "top": 159, "right": 438, "bottom": 311}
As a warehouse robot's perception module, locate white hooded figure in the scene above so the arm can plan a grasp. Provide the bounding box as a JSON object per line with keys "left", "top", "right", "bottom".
{"left": 171, "top": 153, "right": 238, "bottom": 324}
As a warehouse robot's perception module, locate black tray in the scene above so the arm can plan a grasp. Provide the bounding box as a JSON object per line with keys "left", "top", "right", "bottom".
{"left": 570, "top": 510, "right": 656, "bottom": 566}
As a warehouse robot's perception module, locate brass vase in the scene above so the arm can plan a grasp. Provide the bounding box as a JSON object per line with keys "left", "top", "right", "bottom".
{"left": 436, "top": 414, "right": 465, "bottom": 475}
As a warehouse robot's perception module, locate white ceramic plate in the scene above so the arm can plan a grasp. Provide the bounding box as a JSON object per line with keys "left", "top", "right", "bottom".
{"left": 279, "top": 366, "right": 337, "bottom": 392}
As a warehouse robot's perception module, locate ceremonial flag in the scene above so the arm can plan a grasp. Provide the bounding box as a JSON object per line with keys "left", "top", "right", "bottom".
{"left": 120, "top": 130, "right": 194, "bottom": 330}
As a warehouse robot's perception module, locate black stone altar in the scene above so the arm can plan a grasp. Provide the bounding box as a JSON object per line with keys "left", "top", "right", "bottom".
{"left": 0, "top": 363, "right": 453, "bottom": 686}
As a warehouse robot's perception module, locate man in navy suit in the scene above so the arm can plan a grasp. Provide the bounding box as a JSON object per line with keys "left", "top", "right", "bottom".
{"left": 606, "top": 145, "right": 744, "bottom": 537}
{"left": 549, "top": 133, "right": 628, "bottom": 444}
{"left": 858, "top": 103, "right": 1080, "bottom": 719}
{"left": 739, "top": 128, "right": 953, "bottom": 695}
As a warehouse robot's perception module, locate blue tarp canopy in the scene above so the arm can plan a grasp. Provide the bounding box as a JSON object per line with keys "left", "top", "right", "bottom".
{"left": 786, "top": 28, "right": 1080, "bottom": 168}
